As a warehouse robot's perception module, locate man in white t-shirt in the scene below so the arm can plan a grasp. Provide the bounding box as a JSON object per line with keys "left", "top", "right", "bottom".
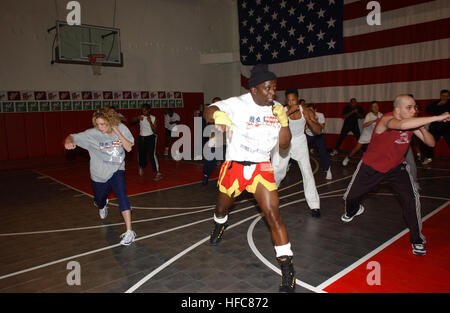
{"left": 203, "top": 64, "right": 296, "bottom": 293}
{"left": 163, "top": 109, "right": 180, "bottom": 156}
{"left": 342, "top": 101, "right": 383, "bottom": 166}
{"left": 130, "top": 104, "right": 163, "bottom": 181}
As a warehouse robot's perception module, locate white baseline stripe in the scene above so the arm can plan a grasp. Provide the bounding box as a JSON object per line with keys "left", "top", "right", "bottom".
{"left": 316, "top": 200, "right": 450, "bottom": 290}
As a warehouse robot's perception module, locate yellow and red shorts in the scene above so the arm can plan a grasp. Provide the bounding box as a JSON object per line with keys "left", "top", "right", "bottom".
{"left": 217, "top": 161, "right": 277, "bottom": 198}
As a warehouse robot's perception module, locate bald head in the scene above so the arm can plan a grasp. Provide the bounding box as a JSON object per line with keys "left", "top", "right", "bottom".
{"left": 393, "top": 94, "right": 414, "bottom": 108}
{"left": 393, "top": 94, "right": 416, "bottom": 119}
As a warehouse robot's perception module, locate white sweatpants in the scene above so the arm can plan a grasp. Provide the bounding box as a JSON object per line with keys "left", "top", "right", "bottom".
{"left": 271, "top": 134, "right": 320, "bottom": 210}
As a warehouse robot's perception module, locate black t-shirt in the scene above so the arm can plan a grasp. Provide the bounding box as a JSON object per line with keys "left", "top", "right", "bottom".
{"left": 342, "top": 104, "right": 364, "bottom": 125}
{"left": 426, "top": 100, "right": 450, "bottom": 116}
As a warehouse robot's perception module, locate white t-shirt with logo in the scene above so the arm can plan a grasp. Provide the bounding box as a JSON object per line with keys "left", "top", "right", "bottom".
{"left": 213, "top": 93, "right": 282, "bottom": 163}
{"left": 139, "top": 115, "right": 156, "bottom": 136}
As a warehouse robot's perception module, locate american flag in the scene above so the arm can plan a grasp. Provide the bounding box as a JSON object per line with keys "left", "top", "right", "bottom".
{"left": 238, "top": 0, "right": 343, "bottom": 65}
{"left": 239, "top": 0, "right": 450, "bottom": 135}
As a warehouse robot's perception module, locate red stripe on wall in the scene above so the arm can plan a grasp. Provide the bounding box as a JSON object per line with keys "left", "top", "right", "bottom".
{"left": 275, "top": 59, "right": 450, "bottom": 90}
{"left": 343, "top": 18, "right": 450, "bottom": 53}
{"left": 315, "top": 99, "right": 435, "bottom": 118}
{"left": 241, "top": 56, "right": 449, "bottom": 90}
{"left": 343, "top": 0, "right": 435, "bottom": 21}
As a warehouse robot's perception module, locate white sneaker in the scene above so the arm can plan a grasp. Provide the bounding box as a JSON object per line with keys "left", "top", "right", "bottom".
{"left": 120, "top": 230, "right": 136, "bottom": 246}
{"left": 412, "top": 243, "right": 426, "bottom": 256}
{"left": 326, "top": 168, "right": 332, "bottom": 180}
{"left": 98, "top": 199, "right": 109, "bottom": 220}
{"left": 341, "top": 204, "right": 364, "bottom": 223}
{"left": 98, "top": 199, "right": 108, "bottom": 220}
{"left": 422, "top": 158, "right": 432, "bottom": 165}
{"left": 342, "top": 156, "right": 349, "bottom": 166}
{"left": 330, "top": 149, "right": 338, "bottom": 156}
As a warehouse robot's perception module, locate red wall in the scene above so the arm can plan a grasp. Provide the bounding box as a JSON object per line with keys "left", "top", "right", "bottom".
{"left": 0, "top": 92, "right": 204, "bottom": 161}
{"left": 1, "top": 92, "right": 448, "bottom": 161}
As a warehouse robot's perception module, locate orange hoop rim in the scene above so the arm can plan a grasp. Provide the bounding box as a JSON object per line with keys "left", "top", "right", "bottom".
{"left": 87, "top": 54, "right": 105, "bottom": 64}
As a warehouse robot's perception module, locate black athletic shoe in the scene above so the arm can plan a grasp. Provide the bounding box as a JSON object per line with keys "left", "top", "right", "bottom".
{"left": 412, "top": 243, "right": 426, "bottom": 256}
{"left": 202, "top": 175, "right": 208, "bottom": 185}
{"left": 311, "top": 209, "right": 321, "bottom": 218}
{"left": 209, "top": 221, "right": 228, "bottom": 246}
{"left": 277, "top": 255, "right": 296, "bottom": 293}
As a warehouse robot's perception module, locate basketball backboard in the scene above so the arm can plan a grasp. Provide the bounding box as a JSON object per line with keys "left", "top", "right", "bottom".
{"left": 53, "top": 21, "right": 123, "bottom": 67}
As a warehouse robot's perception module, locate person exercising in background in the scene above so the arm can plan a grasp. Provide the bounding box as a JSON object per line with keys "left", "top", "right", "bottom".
{"left": 305, "top": 103, "right": 332, "bottom": 180}
{"left": 342, "top": 101, "right": 383, "bottom": 166}
{"left": 203, "top": 64, "right": 296, "bottom": 293}
{"left": 163, "top": 108, "right": 180, "bottom": 156}
{"left": 130, "top": 104, "right": 163, "bottom": 181}
{"left": 330, "top": 98, "right": 364, "bottom": 156}
{"left": 341, "top": 95, "right": 450, "bottom": 256}
{"left": 271, "top": 89, "right": 323, "bottom": 217}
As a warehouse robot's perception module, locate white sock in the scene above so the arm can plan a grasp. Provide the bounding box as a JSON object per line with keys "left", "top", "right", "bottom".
{"left": 214, "top": 214, "right": 228, "bottom": 224}
{"left": 274, "top": 243, "right": 293, "bottom": 257}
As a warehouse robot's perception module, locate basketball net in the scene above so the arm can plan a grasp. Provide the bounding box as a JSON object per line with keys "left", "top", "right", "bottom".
{"left": 88, "top": 54, "right": 105, "bottom": 76}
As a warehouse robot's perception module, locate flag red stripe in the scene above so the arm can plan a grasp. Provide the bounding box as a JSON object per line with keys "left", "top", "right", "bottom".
{"left": 313, "top": 99, "right": 435, "bottom": 118}
{"left": 241, "top": 58, "right": 450, "bottom": 90}
{"left": 343, "top": 0, "right": 435, "bottom": 21}
{"left": 343, "top": 18, "right": 450, "bottom": 53}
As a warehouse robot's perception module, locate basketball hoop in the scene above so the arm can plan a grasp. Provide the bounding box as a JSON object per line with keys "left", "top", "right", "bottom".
{"left": 88, "top": 54, "right": 105, "bottom": 75}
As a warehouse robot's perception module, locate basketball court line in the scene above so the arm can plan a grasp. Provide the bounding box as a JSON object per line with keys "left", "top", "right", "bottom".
{"left": 0, "top": 185, "right": 317, "bottom": 279}
{"left": 247, "top": 216, "right": 325, "bottom": 293}
{"left": 315, "top": 200, "right": 450, "bottom": 291}
{"left": 125, "top": 187, "right": 361, "bottom": 293}
{"left": 0, "top": 172, "right": 347, "bottom": 284}
{"left": 6, "top": 163, "right": 447, "bottom": 292}
{"left": 0, "top": 174, "right": 351, "bottom": 236}
{"left": 125, "top": 195, "right": 319, "bottom": 293}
